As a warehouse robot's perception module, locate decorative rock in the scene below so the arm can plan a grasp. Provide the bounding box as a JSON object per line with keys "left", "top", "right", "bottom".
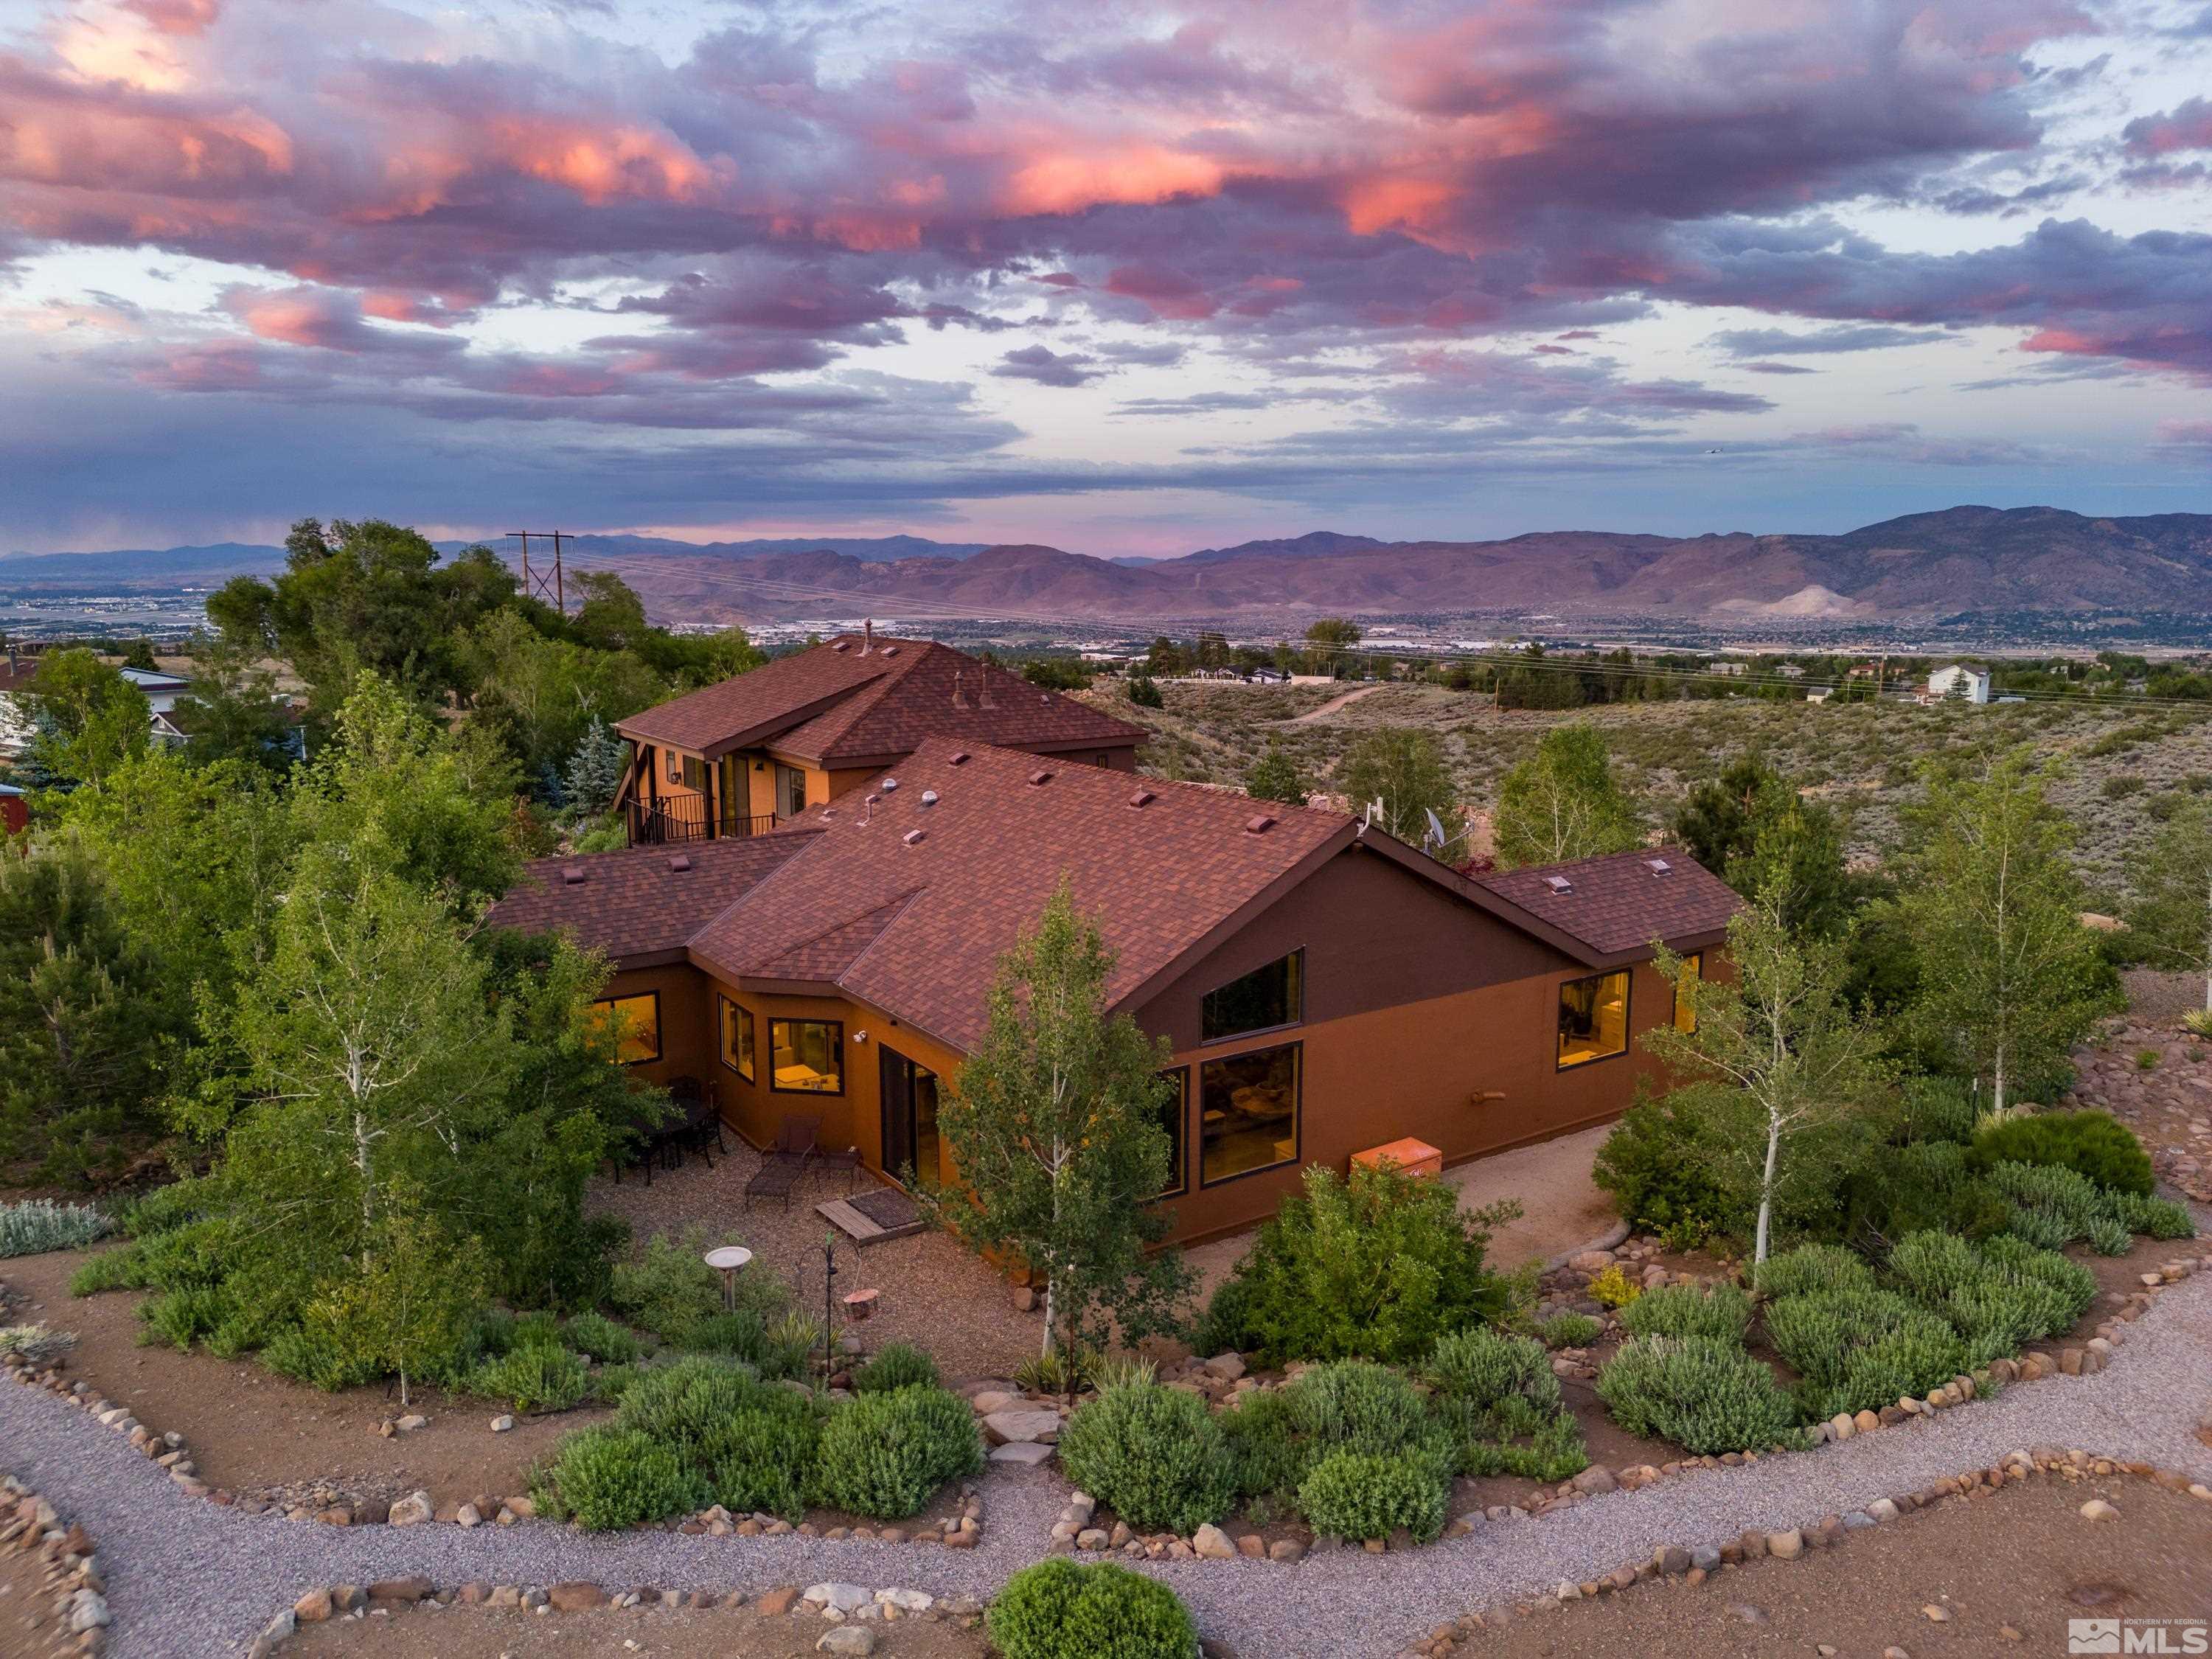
{"left": 1009, "top": 1285, "right": 1036, "bottom": 1313}
{"left": 982, "top": 1409, "right": 1062, "bottom": 1445}
{"left": 1922, "top": 1604, "right": 1952, "bottom": 1622}
{"left": 754, "top": 1587, "right": 800, "bottom": 1617}
{"left": 386, "top": 1491, "right": 434, "bottom": 1528}
{"left": 366, "top": 1576, "right": 433, "bottom": 1604}
{"left": 1853, "top": 1409, "right": 1880, "bottom": 1433}
{"left": 1767, "top": 1528, "right": 1804, "bottom": 1560}
{"left": 2079, "top": 1499, "right": 2121, "bottom": 1523}
{"left": 490, "top": 1415, "right": 515, "bottom": 1433}
{"left": 1268, "top": 1539, "right": 1304, "bottom": 1562}
{"left": 1570, "top": 1464, "right": 1618, "bottom": 1496}
{"left": 1830, "top": 1413, "right": 1855, "bottom": 1441}
{"left": 394, "top": 1413, "right": 427, "bottom": 1433}
{"left": 455, "top": 1503, "right": 482, "bottom": 1528}
{"left": 548, "top": 1582, "right": 607, "bottom": 1612}
{"left": 293, "top": 1588, "right": 333, "bottom": 1624}
{"left": 1192, "top": 1523, "right": 1239, "bottom": 1560}
{"left": 878, "top": 1590, "right": 932, "bottom": 1613}
{"left": 970, "top": 1391, "right": 1015, "bottom": 1415}
{"left": 988, "top": 1441, "right": 1056, "bottom": 1467}
{"left": 1570, "top": 1250, "right": 1615, "bottom": 1273}
{"left": 1654, "top": 1545, "right": 1692, "bottom": 1575}
{"left": 818, "top": 1629, "right": 877, "bottom": 1655}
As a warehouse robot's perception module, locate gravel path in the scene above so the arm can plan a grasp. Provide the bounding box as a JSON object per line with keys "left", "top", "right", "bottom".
{"left": 8, "top": 1245, "right": 2211, "bottom": 1659}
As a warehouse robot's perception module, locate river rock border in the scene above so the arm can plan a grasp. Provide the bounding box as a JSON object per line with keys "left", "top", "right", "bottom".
{"left": 1, "top": 1470, "right": 111, "bottom": 1655}
{"left": 1036, "top": 1244, "right": 2211, "bottom": 1562}
{"left": 1399, "top": 1447, "right": 2212, "bottom": 1658}
{"left": 247, "top": 1576, "right": 987, "bottom": 1658}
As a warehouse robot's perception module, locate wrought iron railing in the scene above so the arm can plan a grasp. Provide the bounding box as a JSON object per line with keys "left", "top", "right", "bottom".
{"left": 625, "top": 799, "right": 780, "bottom": 846}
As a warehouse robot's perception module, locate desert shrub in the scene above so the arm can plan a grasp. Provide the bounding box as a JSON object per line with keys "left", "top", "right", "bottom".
{"left": 1189, "top": 1275, "right": 1256, "bottom": 1357}
{"left": 852, "top": 1342, "right": 940, "bottom": 1395}
{"left": 1425, "top": 1327, "right": 1562, "bottom": 1413}
{"left": 1893, "top": 1076, "right": 1978, "bottom": 1144}
{"left": 0, "top": 1324, "right": 74, "bottom": 1364}
{"left": 2084, "top": 1216, "right": 2134, "bottom": 1256}
{"left": 68, "top": 1248, "right": 145, "bottom": 1296}
{"left": 1215, "top": 1164, "right": 1509, "bottom": 1365}
{"left": 1592, "top": 1093, "right": 1733, "bottom": 1240}
{"left": 1984, "top": 1160, "right": 2112, "bottom": 1248}
{"left": 136, "top": 1284, "right": 235, "bottom": 1352}
{"left": 260, "top": 1321, "right": 381, "bottom": 1391}
{"left": 1972, "top": 1111, "right": 2154, "bottom": 1197}
{"left": 1764, "top": 1287, "right": 1968, "bottom": 1416}
{"left": 1595, "top": 1338, "right": 1804, "bottom": 1455}
{"left": 810, "top": 1385, "right": 982, "bottom": 1519}
{"left": 1057, "top": 1382, "right": 1234, "bottom": 1535}
{"left": 1888, "top": 1231, "right": 1986, "bottom": 1301}
{"left": 1289, "top": 1362, "right": 1446, "bottom": 1463}
{"left": 708, "top": 1396, "right": 826, "bottom": 1519}
{"left": 509, "top": 1310, "right": 565, "bottom": 1349}
{"left": 1221, "top": 1388, "right": 1307, "bottom": 1505}
{"left": 1586, "top": 1265, "right": 1641, "bottom": 1308}
{"left": 2107, "top": 1191, "right": 2196, "bottom": 1240}
{"left": 543, "top": 1426, "right": 703, "bottom": 1530}
{"left": 1423, "top": 1327, "right": 1587, "bottom": 1481}
{"left": 561, "top": 1312, "right": 641, "bottom": 1364}
{"left": 1840, "top": 1140, "right": 2011, "bottom": 1247}
{"left": 469, "top": 1343, "right": 591, "bottom": 1413}
{"left": 1618, "top": 1283, "right": 1752, "bottom": 1342}
{"left": 1978, "top": 1235, "right": 2097, "bottom": 1327}
{"left": 0, "top": 1200, "right": 114, "bottom": 1259}
{"left": 1536, "top": 1312, "right": 1603, "bottom": 1349}
{"left": 986, "top": 1559, "right": 1198, "bottom": 1659}
{"left": 1753, "top": 1243, "right": 1875, "bottom": 1301}
{"left": 591, "top": 1362, "right": 645, "bottom": 1404}
{"left": 1297, "top": 1451, "right": 1448, "bottom": 1543}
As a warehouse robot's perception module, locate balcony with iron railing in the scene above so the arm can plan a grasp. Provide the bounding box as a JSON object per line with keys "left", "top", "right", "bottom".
{"left": 625, "top": 796, "right": 780, "bottom": 846}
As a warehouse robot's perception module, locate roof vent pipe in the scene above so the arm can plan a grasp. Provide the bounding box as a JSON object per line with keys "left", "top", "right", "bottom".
{"left": 862, "top": 619, "right": 873, "bottom": 654}
{"left": 953, "top": 669, "right": 969, "bottom": 710}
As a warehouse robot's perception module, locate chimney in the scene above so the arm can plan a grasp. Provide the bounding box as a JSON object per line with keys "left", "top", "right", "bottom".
{"left": 862, "top": 619, "right": 874, "bottom": 655}
{"left": 978, "top": 668, "right": 996, "bottom": 710}
{"left": 952, "top": 669, "right": 970, "bottom": 710}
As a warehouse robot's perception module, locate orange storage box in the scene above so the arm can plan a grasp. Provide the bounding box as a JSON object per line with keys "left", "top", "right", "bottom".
{"left": 1352, "top": 1137, "right": 1443, "bottom": 1180}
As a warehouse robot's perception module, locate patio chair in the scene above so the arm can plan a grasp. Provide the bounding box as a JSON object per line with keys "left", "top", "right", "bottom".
{"left": 744, "top": 1113, "right": 821, "bottom": 1211}
{"left": 813, "top": 1144, "right": 862, "bottom": 1194}
{"left": 609, "top": 1095, "right": 675, "bottom": 1186}
{"left": 666, "top": 1077, "right": 728, "bottom": 1168}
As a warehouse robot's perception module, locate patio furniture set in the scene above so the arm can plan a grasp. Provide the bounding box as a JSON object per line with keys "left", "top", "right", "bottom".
{"left": 744, "top": 1113, "right": 866, "bottom": 1211}
{"left": 611, "top": 1077, "right": 729, "bottom": 1186}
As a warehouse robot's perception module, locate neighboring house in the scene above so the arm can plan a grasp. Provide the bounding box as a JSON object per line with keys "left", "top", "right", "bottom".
{"left": 1772, "top": 664, "right": 1806, "bottom": 679}
{"left": 1927, "top": 664, "right": 1992, "bottom": 704}
{"left": 492, "top": 739, "right": 1739, "bottom": 1246}
{"left": 0, "top": 783, "right": 24, "bottom": 836}
{"left": 1804, "top": 688, "right": 1833, "bottom": 705}
{"left": 613, "top": 630, "right": 1147, "bottom": 846}
{"left": 1708, "top": 661, "right": 1750, "bottom": 677}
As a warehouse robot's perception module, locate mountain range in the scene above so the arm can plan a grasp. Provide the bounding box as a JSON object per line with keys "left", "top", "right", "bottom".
{"left": 7, "top": 507, "right": 2211, "bottom": 624}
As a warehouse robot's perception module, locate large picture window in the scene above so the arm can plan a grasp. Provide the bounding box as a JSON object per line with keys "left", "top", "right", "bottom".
{"left": 769, "top": 1018, "right": 844, "bottom": 1093}
{"left": 1200, "top": 1043, "right": 1301, "bottom": 1186}
{"left": 1557, "top": 971, "right": 1629, "bottom": 1069}
{"left": 591, "top": 992, "right": 661, "bottom": 1065}
{"left": 1155, "top": 1068, "right": 1189, "bottom": 1200}
{"left": 720, "top": 995, "right": 755, "bottom": 1082}
{"left": 1200, "top": 948, "right": 1304, "bottom": 1043}
{"left": 1672, "top": 952, "right": 1704, "bottom": 1034}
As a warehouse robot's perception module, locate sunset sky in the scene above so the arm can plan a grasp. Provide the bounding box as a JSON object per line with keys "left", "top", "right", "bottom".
{"left": 4, "top": 0, "right": 2211, "bottom": 555}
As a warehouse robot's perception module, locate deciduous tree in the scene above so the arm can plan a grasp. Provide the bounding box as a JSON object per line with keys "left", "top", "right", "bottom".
{"left": 1339, "top": 727, "right": 1460, "bottom": 849}
{"left": 2129, "top": 803, "right": 2212, "bottom": 1010}
{"left": 1491, "top": 723, "right": 1641, "bottom": 868}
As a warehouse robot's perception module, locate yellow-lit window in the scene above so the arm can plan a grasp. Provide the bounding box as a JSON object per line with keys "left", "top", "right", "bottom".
{"left": 1557, "top": 971, "right": 1628, "bottom": 1069}
{"left": 591, "top": 992, "right": 661, "bottom": 1065}
{"left": 769, "top": 1018, "right": 844, "bottom": 1093}
{"left": 1673, "top": 953, "right": 1704, "bottom": 1034}
{"left": 1199, "top": 1043, "right": 1300, "bottom": 1186}
{"left": 720, "top": 995, "right": 755, "bottom": 1082}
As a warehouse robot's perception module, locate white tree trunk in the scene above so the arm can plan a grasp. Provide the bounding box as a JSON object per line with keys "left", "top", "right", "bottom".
{"left": 1754, "top": 1111, "right": 1780, "bottom": 1265}
{"left": 1993, "top": 1046, "right": 2007, "bottom": 1117}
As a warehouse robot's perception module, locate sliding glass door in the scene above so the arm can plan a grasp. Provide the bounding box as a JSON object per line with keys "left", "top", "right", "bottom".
{"left": 880, "top": 1046, "right": 942, "bottom": 1188}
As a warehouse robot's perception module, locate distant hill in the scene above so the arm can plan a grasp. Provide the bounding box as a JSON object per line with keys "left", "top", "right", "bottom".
{"left": 10, "top": 508, "right": 2211, "bottom": 623}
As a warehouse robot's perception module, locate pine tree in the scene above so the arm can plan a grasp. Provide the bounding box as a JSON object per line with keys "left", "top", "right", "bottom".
{"left": 1245, "top": 744, "right": 1310, "bottom": 807}
{"left": 563, "top": 718, "right": 629, "bottom": 817}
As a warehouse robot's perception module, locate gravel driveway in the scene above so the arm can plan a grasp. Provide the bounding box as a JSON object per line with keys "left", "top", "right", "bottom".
{"left": 8, "top": 1227, "right": 2210, "bottom": 1659}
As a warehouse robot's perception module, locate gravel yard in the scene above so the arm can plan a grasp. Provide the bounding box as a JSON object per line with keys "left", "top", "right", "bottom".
{"left": 5, "top": 1209, "right": 2206, "bottom": 1659}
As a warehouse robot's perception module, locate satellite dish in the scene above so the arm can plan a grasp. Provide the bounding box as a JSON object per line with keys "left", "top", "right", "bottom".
{"left": 1424, "top": 808, "right": 1447, "bottom": 847}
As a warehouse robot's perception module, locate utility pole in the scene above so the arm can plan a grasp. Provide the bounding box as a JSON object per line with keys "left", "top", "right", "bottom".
{"left": 507, "top": 530, "right": 568, "bottom": 615}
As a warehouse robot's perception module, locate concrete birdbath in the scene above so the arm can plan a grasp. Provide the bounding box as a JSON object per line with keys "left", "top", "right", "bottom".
{"left": 703, "top": 1245, "right": 754, "bottom": 1312}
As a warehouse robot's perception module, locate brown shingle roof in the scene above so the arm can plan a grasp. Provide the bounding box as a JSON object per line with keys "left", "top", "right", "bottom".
{"left": 688, "top": 740, "right": 1353, "bottom": 1050}
{"left": 616, "top": 635, "right": 1146, "bottom": 765}
{"left": 485, "top": 832, "right": 815, "bottom": 962}
{"left": 1472, "top": 846, "right": 1741, "bottom": 961}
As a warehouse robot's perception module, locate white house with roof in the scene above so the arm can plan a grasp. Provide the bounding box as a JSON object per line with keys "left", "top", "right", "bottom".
{"left": 1927, "top": 664, "right": 1992, "bottom": 704}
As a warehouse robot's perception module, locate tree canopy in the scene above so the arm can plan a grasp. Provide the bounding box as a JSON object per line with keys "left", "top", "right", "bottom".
{"left": 1491, "top": 723, "right": 1642, "bottom": 868}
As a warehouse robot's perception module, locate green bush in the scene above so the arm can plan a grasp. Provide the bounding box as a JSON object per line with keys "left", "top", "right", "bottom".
{"left": 1425, "top": 1329, "right": 1588, "bottom": 1482}
{"left": 1618, "top": 1283, "right": 1752, "bottom": 1342}
{"left": 260, "top": 1321, "right": 381, "bottom": 1391}
{"left": 2107, "top": 1191, "right": 2197, "bottom": 1240}
{"left": 1212, "top": 1163, "right": 1509, "bottom": 1365}
{"left": 609, "top": 1357, "right": 826, "bottom": 1517}
{"left": 509, "top": 1310, "right": 566, "bottom": 1349}
{"left": 1985, "top": 1159, "right": 2114, "bottom": 1248}
{"left": 2084, "top": 1216, "right": 2134, "bottom": 1256}
{"left": 1535, "top": 1312, "right": 1603, "bottom": 1349}
{"left": 1057, "top": 1382, "right": 1234, "bottom": 1534}
{"left": 561, "top": 1312, "right": 641, "bottom": 1364}
{"left": 609, "top": 1229, "right": 784, "bottom": 1345}
{"left": 68, "top": 1247, "right": 145, "bottom": 1297}
{"left": 137, "top": 1284, "right": 234, "bottom": 1352}
{"left": 470, "top": 1343, "right": 591, "bottom": 1413}
{"left": 986, "top": 1560, "right": 1197, "bottom": 1659}
{"left": 1840, "top": 1139, "right": 2011, "bottom": 1247}
{"left": 1221, "top": 1388, "right": 1307, "bottom": 1505}
{"left": 0, "top": 1200, "right": 114, "bottom": 1259}
{"left": 1972, "top": 1111, "right": 2154, "bottom": 1197}
{"left": 1297, "top": 1451, "right": 1447, "bottom": 1543}
{"left": 1425, "top": 1328, "right": 1560, "bottom": 1413}
{"left": 1887, "top": 1231, "right": 1985, "bottom": 1301}
{"left": 852, "top": 1342, "right": 940, "bottom": 1394}
{"left": 1289, "top": 1362, "right": 1444, "bottom": 1461}
{"left": 1978, "top": 1235, "right": 2096, "bottom": 1326}
{"left": 1595, "top": 1338, "right": 1804, "bottom": 1455}
{"left": 810, "top": 1385, "right": 982, "bottom": 1520}
{"left": 1764, "top": 1287, "right": 1968, "bottom": 1416}
{"left": 1189, "top": 1275, "right": 1256, "bottom": 1357}
{"left": 1752, "top": 1243, "right": 1874, "bottom": 1301}
{"left": 1894, "top": 1077, "right": 1978, "bottom": 1144}
{"left": 544, "top": 1426, "right": 702, "bottom": 1530}
{"left": 1592, "top": 1093, "right": 1732, "bottom": 1240}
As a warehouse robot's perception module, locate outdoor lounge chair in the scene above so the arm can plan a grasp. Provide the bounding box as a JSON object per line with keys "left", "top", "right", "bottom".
{"left": 744, "top": 1114, "right": 821, "bottom": 1211}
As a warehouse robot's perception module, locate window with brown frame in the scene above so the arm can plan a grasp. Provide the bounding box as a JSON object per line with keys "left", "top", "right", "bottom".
{"left": 590, "top": 992, "right": 662, "bottom": 1065}
{"left": 769, "top": 1018, "right": 844, "bottom": 1093}
{"left": 719, "top": 995, "right": 755, "bottom": 1082}
{"left": 1200, "top": 1043, "right": 1301, "bottom": 1186}
{"left": 1557, "top": 970, "right": 1629, "bottom": 1069}
{"left": 1155, "top": 1068, "right": 1189, "bottom": 1200}
{"left": 1672, "top": 952, "right": 1704, "bottom": 1034}
{"left": 774, "top": 762, "right": 808, "bottom": 821}
{"left": 1200, "top": 948, "right": 1305, "bottom": 1043}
